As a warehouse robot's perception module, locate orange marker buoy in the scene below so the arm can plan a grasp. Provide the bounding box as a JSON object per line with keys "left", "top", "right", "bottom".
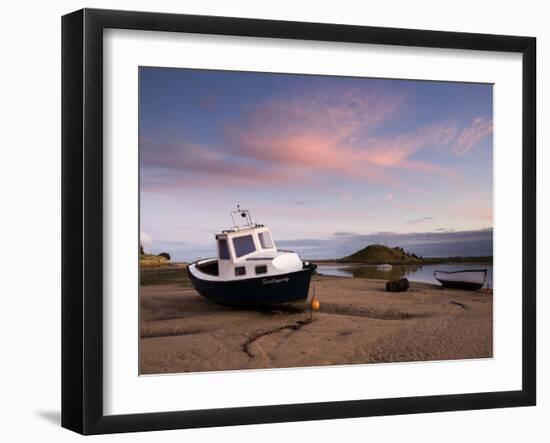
{"left": 311, "top": 297, "right": 320, "bottom": 311}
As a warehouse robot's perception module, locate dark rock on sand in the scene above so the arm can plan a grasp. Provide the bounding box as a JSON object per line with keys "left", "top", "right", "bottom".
{"left": 386, "top": 277, "right": 410, "bottom": 292}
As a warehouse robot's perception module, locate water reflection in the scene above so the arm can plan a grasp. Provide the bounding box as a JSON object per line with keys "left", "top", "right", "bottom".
{"left": 317, "top": 263, "right": 493, "bottom": 288}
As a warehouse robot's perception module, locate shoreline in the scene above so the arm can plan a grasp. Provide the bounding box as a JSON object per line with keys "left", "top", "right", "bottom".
{"left": 312, "top": 260, "right": 494, "bottom": 266}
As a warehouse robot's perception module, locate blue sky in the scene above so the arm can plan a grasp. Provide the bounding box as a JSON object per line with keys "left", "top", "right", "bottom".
{"left": 139, "top": 67, "right": 493, "bottom": 261}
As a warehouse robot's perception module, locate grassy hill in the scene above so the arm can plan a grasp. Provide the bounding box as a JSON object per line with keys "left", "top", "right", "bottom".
{"left": 339, "top": 244, "right": 421, "bottom": 264}
{"left": 140, "top": 254, "right": 170, "bottom": 268}
{"left": 139, "top": 245, "right": 172, "bottom": 268}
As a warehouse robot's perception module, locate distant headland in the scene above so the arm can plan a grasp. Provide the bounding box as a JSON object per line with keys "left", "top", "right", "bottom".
{"left": 312, "top": 244, "right": 493, "bottom": 265}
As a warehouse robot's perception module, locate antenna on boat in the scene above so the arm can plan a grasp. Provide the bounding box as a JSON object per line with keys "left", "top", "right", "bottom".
{"left": 230, "top": 205, "right": 255, "bottom": 229}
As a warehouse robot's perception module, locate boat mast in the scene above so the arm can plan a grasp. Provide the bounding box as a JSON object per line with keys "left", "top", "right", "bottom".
{"left": 230, "top": 205, "right": 255, "bottom": 229}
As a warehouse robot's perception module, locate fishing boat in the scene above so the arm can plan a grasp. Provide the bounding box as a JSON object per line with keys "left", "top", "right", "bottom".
{"left": 376, "top": 263, "right": 392, "bottom": 271}
{"left": 187, "top": 206, "right": 317, "bottom": 309}
{"left": 433, "top": 269, "right": 487, "bottom": 290}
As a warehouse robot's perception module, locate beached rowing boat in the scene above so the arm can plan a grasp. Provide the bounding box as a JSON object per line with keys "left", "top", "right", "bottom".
{"left": 187, "top": 206, "right": 316, "bottom": 308}
{"left": 434, "top": 269, "right": 487, "bottom": 290}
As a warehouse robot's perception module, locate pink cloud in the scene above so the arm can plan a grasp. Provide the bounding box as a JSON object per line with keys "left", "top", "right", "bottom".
{"left": 453, "top": 117, "right": 493, "bottom": 154}
{"left": 140, "top": 139, "right": 298, "bottom": 192}
{"left": 225, "top": 89, "right": 400, "bottom": 169}
{"left": 469, "top": 207, "right": 493, "bottom": 221}
{"left": 225, "top": 90, "right": 490, "bottom": 183}
{"left": 361, "top": 124, "right": 469, "bottom": 177}
{"left": 142, "top": 88, "right": 493, "bottom": 191}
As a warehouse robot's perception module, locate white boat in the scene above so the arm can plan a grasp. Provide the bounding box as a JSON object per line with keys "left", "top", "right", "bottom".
{"left": 376, "top": 263, "right": 392, "bottom": 270}
{"left": 434, "top": 269, "right": 487, "bottom": 290}
{"left": 187, "top": 206, "right": 317, "bottom": 308}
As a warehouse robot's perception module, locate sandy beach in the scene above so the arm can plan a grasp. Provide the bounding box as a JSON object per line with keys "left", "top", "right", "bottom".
{"left": 139, "top": 266, "right": 492, "bottom": 374}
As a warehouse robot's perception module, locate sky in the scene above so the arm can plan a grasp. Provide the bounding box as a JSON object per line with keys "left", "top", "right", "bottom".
{"left": 139, "top": 67, "right": 493, "bottom": 261}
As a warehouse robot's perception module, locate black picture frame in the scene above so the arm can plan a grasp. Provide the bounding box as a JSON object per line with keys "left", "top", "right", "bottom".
{"left": 62, "top": 8, "right": 536, "bottom": 435}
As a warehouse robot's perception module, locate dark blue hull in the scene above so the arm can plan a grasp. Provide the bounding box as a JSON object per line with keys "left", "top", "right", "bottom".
{"left": 188, "top": 267, "right": 314, "bottom": 309}
{"left": 436, "top": 280, "right": 485, "bottom": 290}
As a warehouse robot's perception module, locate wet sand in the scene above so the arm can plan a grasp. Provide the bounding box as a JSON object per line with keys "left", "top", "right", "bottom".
{"left": 140, "top": 273, "right": 492, "bottom": 374}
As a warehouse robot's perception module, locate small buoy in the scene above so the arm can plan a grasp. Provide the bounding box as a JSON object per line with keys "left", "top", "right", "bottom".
{"left": 311, "top": 297, "right": 320, "bottom": 311}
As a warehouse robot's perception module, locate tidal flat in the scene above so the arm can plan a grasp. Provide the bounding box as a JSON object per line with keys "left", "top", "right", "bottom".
{"left": 140, "top": 266, "right": 492, "bottom": 374}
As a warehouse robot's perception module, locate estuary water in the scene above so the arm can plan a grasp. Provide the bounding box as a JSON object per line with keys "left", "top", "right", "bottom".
{"left": 316, "top": 263, "right": 493, "bottom": 288}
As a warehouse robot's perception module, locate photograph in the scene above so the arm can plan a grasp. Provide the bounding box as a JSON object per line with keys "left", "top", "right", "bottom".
{"left": 138, "top": 67, "right": 494, "bottom": 375}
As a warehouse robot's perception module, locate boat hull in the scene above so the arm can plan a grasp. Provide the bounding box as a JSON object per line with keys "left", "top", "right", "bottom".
{"left": 434, "top": 280, "right": 485, "bottom": 290}
{"left": 434, "top": 270, "right": 487, "bottom": 291}
{"left": 188, "top": 266, "right": 315, "bottom": 309}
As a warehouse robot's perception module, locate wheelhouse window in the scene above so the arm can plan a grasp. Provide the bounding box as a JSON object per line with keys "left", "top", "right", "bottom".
{"left": 233, "top": 235, "right": 256, "bottom": 257}
{"left": 258, "top": 231, "right": 273, "bottom": 249}
{"left": 218, "top": 238, "right": 230, "bottom": 260}
{"left": 255, "top": 265, "right": 268, "bottom": 275}
{"left": 234, "top": 266, "right": 246, "bottom": 276}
